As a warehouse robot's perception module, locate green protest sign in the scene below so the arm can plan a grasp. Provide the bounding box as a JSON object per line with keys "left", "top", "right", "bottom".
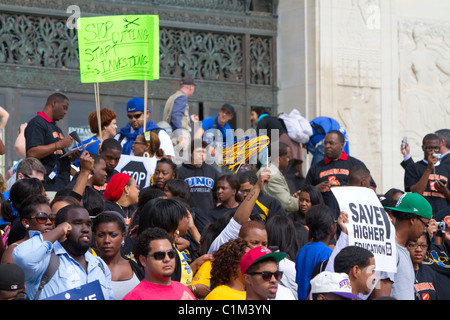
{"left": 77, "top": 15, "right": 159, "bottom": 83}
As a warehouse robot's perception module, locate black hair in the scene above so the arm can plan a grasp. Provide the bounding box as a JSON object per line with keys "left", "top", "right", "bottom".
{"left": 138, "top": 188, "right": 167, "bottom": 211}
{"left": 101, "top": 138, "right": 122, "bottom": 152}
{"left": 138, "top": 198, "right": 188, "bottom": 235}
{"left": 55, "top": 204, "right": 86, "bottom": 226}
{"left": 384, "top": 188, "right": 404, "bottom": 201}
{"left": 216, "top": 174, "right": 241, "bottom": 202}
{"left": 265, "top": 215, "right": 300, "bottom": 262}
{"left": 300, "top": 185, "right": 324, "bottom": 206}
{"left": 46, "top": 92, "right": 69, "bottom": 106}
{"left": 348, "top": 165, "right": 371, "bottom": 186}
{"left": 1, "top": 178, "right": 45, "bottom": 222}
{"left": 128, "top": 187, "right": 168, "bottom": 231}
{"left": 92, "top": 211, "right": 126, "bottom": 234}
{"left": 164, "top": 179, "right": 191, "bottom": 203}
{"left": 305, "top": 204, "right": 335, "bottom": 242}
{"left": 18, "top": 194, "right": 49, "bottom": 220}
{"left": 238, "top": 171, "right": 258, "bottom": 185}
{"left": 327, "top": 130, "right": 345, "bottom": 143}
{"left": 251, "top": 107, "right": 270, "bottom": 117}
{"left": 422, "top": 133, "right": 440, "bottom": 145}
{"left": 134, "top": 227, "right": 173, "bottom": 267}
{"left": 81, "top": 185, "right": 105, "bottom": 217}
{"left": 199, "top": 210, "right": 235, "bottom": 255}
{"left": 334, "top": 245, "right": 374, "bottom": 274}
{"left": 156, "top": 157, "right": 177, "bottom": 178}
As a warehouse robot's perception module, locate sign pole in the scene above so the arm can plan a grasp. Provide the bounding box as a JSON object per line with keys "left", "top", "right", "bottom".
{"left": 94, "top": 82, "right": 102, "bottom": 141}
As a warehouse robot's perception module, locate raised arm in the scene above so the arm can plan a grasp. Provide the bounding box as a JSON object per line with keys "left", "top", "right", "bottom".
{"left": 234, "top": 168, "right": 270, "bottom": 225}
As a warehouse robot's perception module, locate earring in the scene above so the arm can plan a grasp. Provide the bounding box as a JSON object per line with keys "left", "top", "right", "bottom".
{"left": 121, "top": 240, "right": 125, "bottom": 247}
{"left": 25, "top": 224, "right": 29, "bottom": 229}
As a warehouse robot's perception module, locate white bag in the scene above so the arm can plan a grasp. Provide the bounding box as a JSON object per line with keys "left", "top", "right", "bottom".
{"left": 279, "top": 109, "right": 313, "bottom": 144}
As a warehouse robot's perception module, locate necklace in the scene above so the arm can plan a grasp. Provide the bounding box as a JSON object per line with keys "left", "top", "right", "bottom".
{"left": 115, "top": 201, "right": 131, "bottom": 226}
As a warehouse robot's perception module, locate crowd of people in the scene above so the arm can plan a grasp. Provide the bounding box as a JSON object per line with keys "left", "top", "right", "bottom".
{"left": 0, "top": 77, "right": 450, "bottom": 302}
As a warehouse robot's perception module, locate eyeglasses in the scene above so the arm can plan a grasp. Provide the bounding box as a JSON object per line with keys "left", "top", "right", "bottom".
{"left": 129, "top": 184, "right": 140, "bottom": 190}
{"left": 31, "top": 212, "right": 56, "bottom": 224}
{"left": 246, "top": 270, "right": 283, "bottom": 281}
{"left": 145, "top": 249, "right": 176, "bottom": 260}
{"left": 407, "top": 243, "right": 428, "bottom": 250}
{"left": 424, "top": 146, "right": 440, "bottom": 151}
{"left": 127, "top": 113, "right": 143, "bottom": 120}
{"left": 417, "top": 217, "right": 429, "bottom": 228}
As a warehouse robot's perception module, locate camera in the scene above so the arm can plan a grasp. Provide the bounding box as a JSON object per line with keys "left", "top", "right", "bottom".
{"left": 433, "top": 153, "right": 442, "bottom": 161}
{"left": 437, "top": 221, "right": 446, "bottom": 231}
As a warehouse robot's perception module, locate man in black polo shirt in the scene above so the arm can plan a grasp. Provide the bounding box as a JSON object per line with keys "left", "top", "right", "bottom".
{"left": 304, "top": 130, "right": 376, "bottom": 218}
{"left": 25, "top": 93, "right": 79, "bottom": 191}
{"left": 404, "top": 133, "right": 450, "bottom": 216}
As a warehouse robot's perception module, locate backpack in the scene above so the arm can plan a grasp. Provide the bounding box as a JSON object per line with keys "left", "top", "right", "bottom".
{"left": 278, "top": 109, "right": 313, "bottom": 145}
{"left": 306, "top": 116, "right": 349, "bottom": 165}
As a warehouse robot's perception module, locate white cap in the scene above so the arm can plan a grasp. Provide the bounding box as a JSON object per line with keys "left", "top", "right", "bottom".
{"left": 310, "top": 271, "right": 360, "bottom": 300}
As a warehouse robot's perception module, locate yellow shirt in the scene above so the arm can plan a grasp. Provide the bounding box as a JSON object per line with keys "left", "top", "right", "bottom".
{"left": 205, "top": 285, "right": 246, "bottom": 300}
{"left": 192, "top": 260, "right": 212, "bottom": 286}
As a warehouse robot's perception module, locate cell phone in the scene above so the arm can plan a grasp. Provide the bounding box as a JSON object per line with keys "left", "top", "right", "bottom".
{"left": 402, "top": 136, "right": 407, "bottom": 149}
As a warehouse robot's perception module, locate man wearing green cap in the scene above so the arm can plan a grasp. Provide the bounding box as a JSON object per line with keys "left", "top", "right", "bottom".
{"left": 372, "top": 192, "right": 432, "bottom": 300}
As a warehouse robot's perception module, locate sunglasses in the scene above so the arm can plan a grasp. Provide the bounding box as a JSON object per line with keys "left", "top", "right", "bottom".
{"left": 127, "top": 113, "right": 143, "bottom": 120}
{"left": 145, "top": 249, "right": 176, "bottom": 261}
{"left": 247, "top": 270, "right": 283, "bottom": 281}
{"left": 31, "top": 212, "right": 56, "bottom": 224}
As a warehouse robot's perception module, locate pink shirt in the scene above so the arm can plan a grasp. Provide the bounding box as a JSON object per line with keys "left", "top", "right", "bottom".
{"left": 122, "top": 280, "right": 195, "bottom": 300}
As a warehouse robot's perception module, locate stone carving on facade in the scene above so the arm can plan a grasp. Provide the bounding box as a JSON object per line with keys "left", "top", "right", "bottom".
{"left": 330, "top": 0, "right": 382, "bottom": 175}
{"left": 399, "top": 19, "right": 450, "bottom": 151}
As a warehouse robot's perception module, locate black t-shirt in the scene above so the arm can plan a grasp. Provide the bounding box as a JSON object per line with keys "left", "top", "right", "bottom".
{"left": 422, "top": 243, "right": 450, "bottom": 300}
{"left": 404, "top": 160, "right": 450, "bottom": 215}
{"left": 25, "top": 114, "right": 71, "bottom": 191}
{"left": 304, "top": 155, "right": 375, "bottom": 219}
{"left": 305, "top": 155, "right": 375, "bottom": 188}
{"left": 251, "top": 192, "right": 287, "bottom": 223}
{"left": 414, "top": 263, "right": 438, "bottom": 300}
{"left": 208, "top": 204, "right": 238, "bottom": 222}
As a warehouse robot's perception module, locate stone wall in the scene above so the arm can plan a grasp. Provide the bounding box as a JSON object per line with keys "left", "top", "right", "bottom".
{"left": 277, "top": 0, "right": 450, "bottom": 194}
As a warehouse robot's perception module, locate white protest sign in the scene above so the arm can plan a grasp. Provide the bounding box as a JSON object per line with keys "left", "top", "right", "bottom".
{"left": 115, "top": 154, "right": 157, "bottom": 189}
{"left": 331, "top": 186, "right": 397, "bottom": 273}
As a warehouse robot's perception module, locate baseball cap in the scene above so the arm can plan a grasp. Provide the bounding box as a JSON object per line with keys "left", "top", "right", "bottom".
{"left": 180, "top": 76, "right": 196, "bottom": 86}
{"left": 240, "top": 246, "right": 286, "bottom": 275}
{"left": 0, "top": 263, "right": 25, "bottom": 291}
{"left": 127, "top": 97, "right": 151, "bottom": 113}
{"left": 221, "top": 103, "right": 235, "bottom": 115}
{"left": 310, "top": 271, "right": 360, "bottom": 300}
{"left": 384, "top": 192, "right": 432, "bottom": 220}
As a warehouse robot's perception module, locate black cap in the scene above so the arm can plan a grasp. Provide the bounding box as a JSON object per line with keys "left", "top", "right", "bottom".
{"left": 180, "top": 76, "right": 196, "bottom": 86}
{"left": 221, "top": 103, "right": 235, "bottom": 115}
{"left": 0, "top": 264, "right": 25, "bottom": 291}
